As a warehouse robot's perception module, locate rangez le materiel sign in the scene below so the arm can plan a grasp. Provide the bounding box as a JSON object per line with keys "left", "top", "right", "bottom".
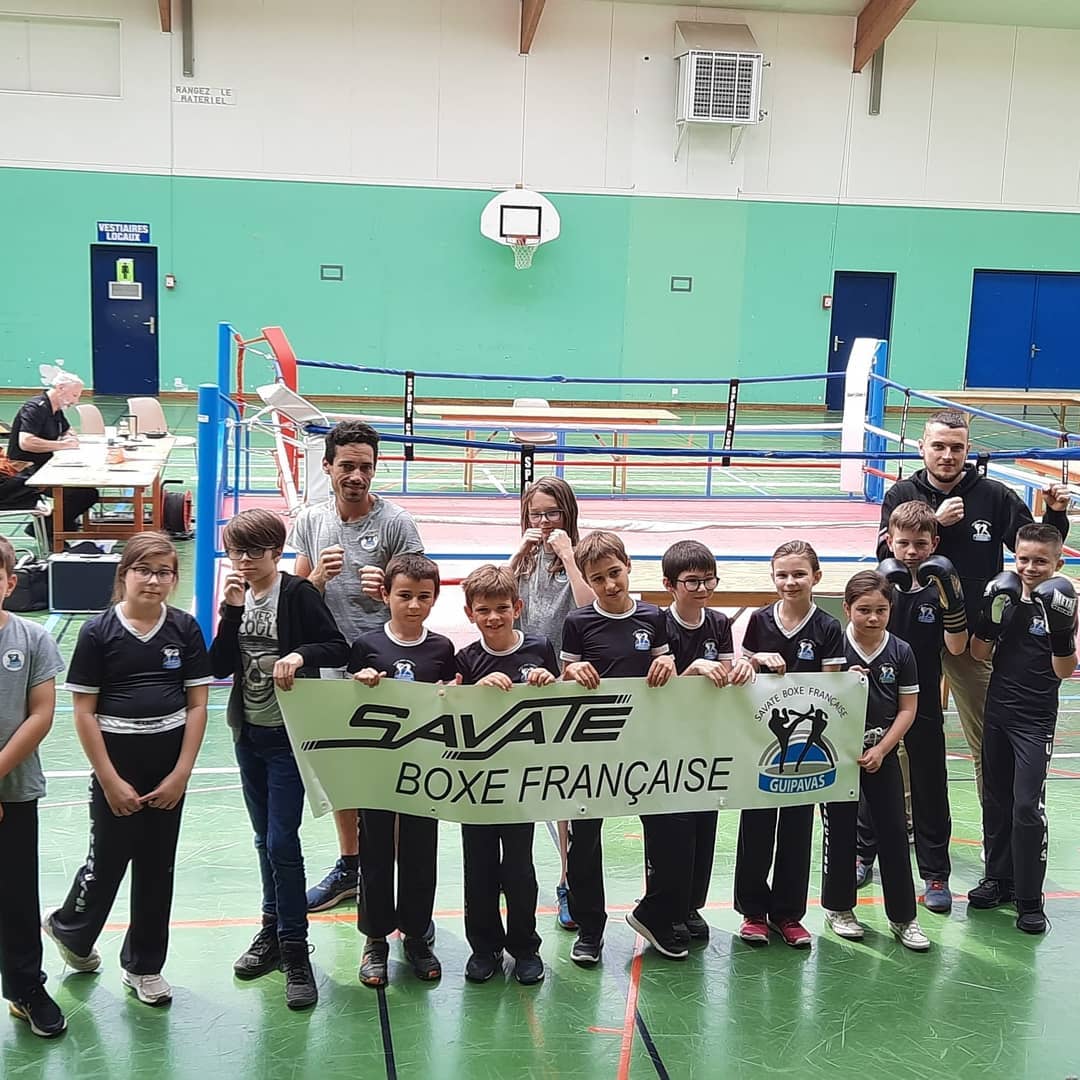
{"left": 278, "top": 673, "right": 867, "bottom": 824}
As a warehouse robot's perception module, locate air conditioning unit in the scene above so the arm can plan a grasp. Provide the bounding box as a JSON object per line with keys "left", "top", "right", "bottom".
{"left": 674, "top": 22, "right": 763, "bottom": 126}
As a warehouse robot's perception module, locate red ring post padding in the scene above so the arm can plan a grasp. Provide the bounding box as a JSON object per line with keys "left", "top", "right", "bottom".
{"left": 262, "top": 326, "right": 300, "bottom": 487}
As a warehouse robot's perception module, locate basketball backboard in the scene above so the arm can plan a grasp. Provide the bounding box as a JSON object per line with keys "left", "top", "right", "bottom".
{"left": 480, "top": 187, "right": 560, "bottom": 268}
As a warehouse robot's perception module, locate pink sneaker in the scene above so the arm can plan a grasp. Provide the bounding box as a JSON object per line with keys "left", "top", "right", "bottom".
{"left": 738, "top": 916, "right": 769, "bottom": 944}
{"left": 768, "top": 918, "right": 812, "bottom": 948}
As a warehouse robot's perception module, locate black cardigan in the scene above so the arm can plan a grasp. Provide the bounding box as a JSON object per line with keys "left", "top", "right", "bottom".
{"left": 209, "top": 571, "right": 349, "bottom": 730}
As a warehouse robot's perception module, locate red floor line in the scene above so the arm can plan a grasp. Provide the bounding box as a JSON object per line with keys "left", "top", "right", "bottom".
{"left": 616, "top": 936, "right": 646, "bottom": 1080}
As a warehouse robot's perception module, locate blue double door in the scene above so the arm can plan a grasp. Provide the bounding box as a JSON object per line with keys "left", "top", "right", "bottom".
{"left": 965, "top": 271, "right": 1080, "bottom": 389}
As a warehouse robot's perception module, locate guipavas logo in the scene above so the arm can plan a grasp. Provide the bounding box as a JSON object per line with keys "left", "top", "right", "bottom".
{"left": 754, "top": 688, "right": 844, "bottom": 795}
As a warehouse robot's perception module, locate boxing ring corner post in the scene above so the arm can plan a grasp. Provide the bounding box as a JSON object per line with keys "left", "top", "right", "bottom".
{"left": 195, "top": 382, "right": 222, "bottom": 646}
{"left": 839, "top": 337, "right": 888, "bottom": 503}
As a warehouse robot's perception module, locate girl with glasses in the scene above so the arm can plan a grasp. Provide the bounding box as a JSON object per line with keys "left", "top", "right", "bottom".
{"left": 44, "top": 533, "right": 213, "bottom": 1006}
{"left": 509, "top": 477, "right": 594, "bottom": 932}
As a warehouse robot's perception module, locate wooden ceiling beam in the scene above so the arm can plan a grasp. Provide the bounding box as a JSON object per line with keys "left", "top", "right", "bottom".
{"left": 158, "top": 0, "right": 172, "bottom": 33}
{"left": 520, "top": 0, "right": 546, "bottom": 55}
{"left": 853, "top": 0, "right": 916, "bottom": 72}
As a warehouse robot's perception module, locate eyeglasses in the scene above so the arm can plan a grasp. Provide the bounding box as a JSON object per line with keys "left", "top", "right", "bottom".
{"left": 227, "top": 547, "right": 267, "bottom": 561}
{"left": 527, "top": 510, "right": 563, "bottom": 523}
{"left": 131, "top": 565, "right": 177, "bottom": 583}
{"left": 676, "top": 576, "right": 718, "bottom": 592}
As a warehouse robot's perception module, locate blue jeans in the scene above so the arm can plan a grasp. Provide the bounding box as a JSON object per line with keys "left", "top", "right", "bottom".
{"left": 235, "top": 723, "right": 308, "bottom": 942}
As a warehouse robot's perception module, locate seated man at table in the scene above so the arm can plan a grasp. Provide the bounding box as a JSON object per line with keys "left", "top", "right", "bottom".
{"left": 3, "top": 373, "right": 99, "bottom": 536}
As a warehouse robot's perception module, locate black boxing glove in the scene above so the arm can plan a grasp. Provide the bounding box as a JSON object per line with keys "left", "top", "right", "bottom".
{"left": 916, "top": 555, "right": 967, "bottom": 634}
{"left": 877, "top": 558, "right": 912, "bottom": 592}
{"left": 973, "top": 571, "right": 1022, "bottom": 643}
{"left": 1031, "top": 576, "right": 1078, "bottom": 658}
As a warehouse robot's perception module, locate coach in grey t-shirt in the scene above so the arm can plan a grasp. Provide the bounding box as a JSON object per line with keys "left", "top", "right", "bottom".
{"left": 0, "top": 615, "right": 64, "bottom": 802}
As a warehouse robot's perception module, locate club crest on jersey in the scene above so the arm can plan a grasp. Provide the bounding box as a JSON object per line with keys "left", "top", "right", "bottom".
{"left": 633, "top": 630, "right": 652, "bottom": 651}
{"left": 1029, "top": 617, "right": 1047, "bottom": 637}
{"left": 2, "top": 649, "right": 25, "bottom": 671}
{"left": 878, "top": 664, "right": 896, "bottom": 684}
{"left": 162, "top": 646, "right": 181, "bottom": 670}
{"left": 393, "top": 659, "right": 416, "bottom": 680}
{"left": 519, "top": 664, "right": 537, "bottom": 681}
{"left": 702, "top": 639, "right": 719, "bottom": 660}
{"left": 359, "top": 534, "right": 379, "bottom": 552}
{"left": 796, "top": 639, "right": 816, "bottom": 661}
{"left": 971, "top": 520, "right": 992, "bottom": 542}
{"left": 917, "top": 603, "right": 937, "bottom": 624}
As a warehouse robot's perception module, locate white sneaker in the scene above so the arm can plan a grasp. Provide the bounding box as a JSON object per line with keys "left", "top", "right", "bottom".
{"left": 890, "top": 920, "right": 930, "bottom": 951}
{"left": 121, "top": 970, "right": 173, "bottom": 1005}
{"left": 824, "top": 909, "right": 865, "bottom": 940}
{"left": 41, "top": 909, "right": 101, "bottom": 973}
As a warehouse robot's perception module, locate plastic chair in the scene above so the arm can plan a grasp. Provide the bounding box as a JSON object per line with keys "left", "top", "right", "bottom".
{"left": 0, "top": 500, "right": 50, "bottom": 555}
{"left": 508, "top": 398, "right": 558, "bottom": 446}
{"left": 127, "top": 397, "right": 197, "bottom": 455}
{"left": 75, "top": 403, "right": 105, "bottom": 435}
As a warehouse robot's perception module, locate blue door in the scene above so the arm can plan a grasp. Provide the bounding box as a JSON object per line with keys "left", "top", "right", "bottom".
{"left": 825, "top": 272, "right": 895, "bottom": 410}
{"left": 90, "top": 245, "right": 159, "bottom": 395}
{"left": 965, "top": 272, "right": 1036, "bottom": 388}
{"left": 1029, "top": 275, "right": 1080, "bottom": 389}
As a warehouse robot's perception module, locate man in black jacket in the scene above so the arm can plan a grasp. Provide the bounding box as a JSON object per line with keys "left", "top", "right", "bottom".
{"left": 875, "top": 409, "right": 1071, "bottom": 801}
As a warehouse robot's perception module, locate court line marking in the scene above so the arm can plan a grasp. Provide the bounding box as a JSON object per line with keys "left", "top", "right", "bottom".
{"left": 376, "top": 986, "right": 398, "bottom": 1080}
{"left": 617, "top": 936, "right": 646, "bottom": 1080}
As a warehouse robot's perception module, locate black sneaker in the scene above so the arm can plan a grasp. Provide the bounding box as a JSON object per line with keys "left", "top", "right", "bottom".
{"left": 359, "top": 940, "right": 389, "bottom": 987}
{"left": 967, "top": 878, "right": 1015, "bottom": 909}
{"left": 673, "top": 922, "right": 691, "bottom": 949}
{"left": 570, "top": 934, "right": 603, "bottom": 965}
{"left": 1015, "top": 899, "right": 1047, "bottom": 935}
{"left": 465, "top": 951, "right": 503, "bottom": 983}
{"left": 684, "top": 911, "right": 710, "bottom": 941}
{"left": 9, "top": 986, "right": 66, "bottom": 1038}
{"left": 280, "top": 941, "right": 317, "bottom": 1010}
{"left": 514, "top": 953, "right": 545, "bottom": 986}
{"left": 306, "top": 858, "right": 359, "bottom": 912}
{"left": 233, "top": 923, "right": 281, "bottom": 979}
{"left": 625, "top": 910, "right": 688, "bottom": 960}
{"left": 403, "top": 936, "right": 442, "bottom": 981}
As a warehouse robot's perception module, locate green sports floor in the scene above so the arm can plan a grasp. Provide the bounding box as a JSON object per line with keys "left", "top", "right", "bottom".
{"left": 2, "top": 394, "right": 1079, "bottom": 1079}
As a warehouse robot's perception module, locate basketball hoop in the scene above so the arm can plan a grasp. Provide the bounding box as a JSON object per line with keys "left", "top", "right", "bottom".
{"left": 510, "top": 237, "right": 536, "bottom": 271}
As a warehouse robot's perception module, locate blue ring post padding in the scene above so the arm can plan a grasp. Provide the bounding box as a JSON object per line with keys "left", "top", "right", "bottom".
{"left": 195, "top": 382, "right": 222, "bottom": 645}
{"left": 864, "top": 342, "right": 888, "bottom": 503}
{"left": 217, "top": 322, "right": 233, "bottom": 399}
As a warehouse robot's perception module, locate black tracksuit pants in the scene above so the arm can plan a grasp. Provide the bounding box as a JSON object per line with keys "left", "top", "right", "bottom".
{"left": 357, "top": 809, "right": 438, "bottom": 940}
{"left": 0, "top": 800, "right": 46, "bottom": 1001}
{"left": 636, "top": 811, "right": 718, "bottom": 930}
{"left": 733, "top": 805, "right": 814, "bottom": 922}
{"left": 822, "top": 748, "right": 916, "bottom": 923}
{"left": 51, "top": 728, "right": 186, "bottom": 975}
{"left": 461, "top": 823, "right": 540, "bottom": 957}
{"left": 981, "top": 711, "right": 1055, "bottom": 903}
{"left": 566, "top": 818, "right": 606, "bottom": 939}
{"left": 858, "top": 714, "right": 952, "bottom": 881}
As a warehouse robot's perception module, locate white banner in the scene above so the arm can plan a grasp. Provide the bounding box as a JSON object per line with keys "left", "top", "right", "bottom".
{"left": 278, "top": 673, "right": 867, "bottom": 824}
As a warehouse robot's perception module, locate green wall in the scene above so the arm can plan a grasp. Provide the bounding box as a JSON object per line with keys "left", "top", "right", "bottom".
{"left": 3, "top": 166, "right": 1079, "bottom": 404}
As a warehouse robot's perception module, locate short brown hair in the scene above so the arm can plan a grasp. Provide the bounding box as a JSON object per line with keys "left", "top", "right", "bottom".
{"left": 576, "top": 530, "right": 628, "bottom": 573}
{"left": 222, "top": 508, "right": 286, "bottom": 554}
{"left": 0, "top": 536, "right": 15, "bottom": 576}
{"left": 113, "top": 532, "right": 178, "bottom": 601}
{"left": 384, "top": 553, "right": 441, "bottom": 597}
{"left": 463, "top": 564, "right": 519, "bottom": 607}
{"left": 1016, "top": 523, "right": 1063, "bottom": 553}
{"left": 844, "top": 569, "right": 894, "bottom": 606}
{"left": 925, "top": 409, "right": 969, "bottom": 433}
{"left": 771, "top": 539, "right": 820, "bottom": 574}
{"left": 888, "top": 500, "right": 938, "bottom": 539}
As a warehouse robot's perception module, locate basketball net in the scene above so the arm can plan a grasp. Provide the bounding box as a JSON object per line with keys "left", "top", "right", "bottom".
{"left": 510, "top": 237, "right": 536, "bottom": 271}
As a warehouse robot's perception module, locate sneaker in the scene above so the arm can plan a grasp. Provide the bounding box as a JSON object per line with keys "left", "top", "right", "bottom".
{"left": 233, "top": 923, "right": 281, "bottom": 979}
{"left": 1015, "top": 900, "right": 1047, "bottom": 935}
{"left": 306, "top": 858, "right": 358, "bottom": 912}
{"left": 569, "top": 934, "right": 603, "bottom": 965}
{"left": 769, "top": 918, "right": 812, "bottom": 949}
{"left": 8, "top": 986, "right": 66, "bottom": 1038}
{"left": 738, "top": 916, "right": 769, "bottom": 944}
{"left": 121, "top": 970, "right": 173, "bottom": 1006}
{"left": 359, "top": 940, "right": 389, "bottom": 987}
{"left": 673, "top": 922, "right": 691, "bottom": 949}
{"left": 967, "top": 877, "right": 1014, "bottom": 909}
{"left": 625, "top": 911, "right": 688, "bottom": 960}
{"left": 281, "top": 941, "right": 318, "bottom": 1009}
{"left": 824, "top": 909, "right": 865, "bottom": 940}
{"left": 923, "top": 880, "right": 953, "bottom": 915}
{"left": 855, "top": 857, "right": 874, "bottom": 889}
{"left": 555, "top": 883, "right": 577, "bottom": 931}
{"left": 465, "top": 951, "right": 503, "bottom": 983}
{"left": 403, "top": 936, "right": 441, "bottom": 981}
{"left": 890, "top": 920, "right": 930, "bottom": 951}
{"left": 684, "top": 911, "right": 710, "bottom": 941}
{"left": 41, "top": 911, "right": 101, "bottom": 973}
{"left": 513, "top": 953, "right": 545, "bottom": 986}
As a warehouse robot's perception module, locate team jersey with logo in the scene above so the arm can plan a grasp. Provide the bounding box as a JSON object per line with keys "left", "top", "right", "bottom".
{"left": 889, "top": 586, "right": 945, "bottom": 723}
{"left": 560, "top": 600, "right": 670, "bottom": 678}
{"left": 844, "top": 626, "right": 919, "bottom": 731}
{"left": 985, "top": 598, "right": 1062, "bottom": 726}
{"left": 455, "top": 632, "right": 559, "bottom": 686}
{"left": 742, "top": 603, "right": 845, "bottom": 672}
{"left": 348, "top": 624, "right": 457, "bottom": 684}
{"left": 63, "top": 605, "right": 213, "bottom": 734}
{"left": 663, "top": 606, "right": 734, "bottom": 673}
